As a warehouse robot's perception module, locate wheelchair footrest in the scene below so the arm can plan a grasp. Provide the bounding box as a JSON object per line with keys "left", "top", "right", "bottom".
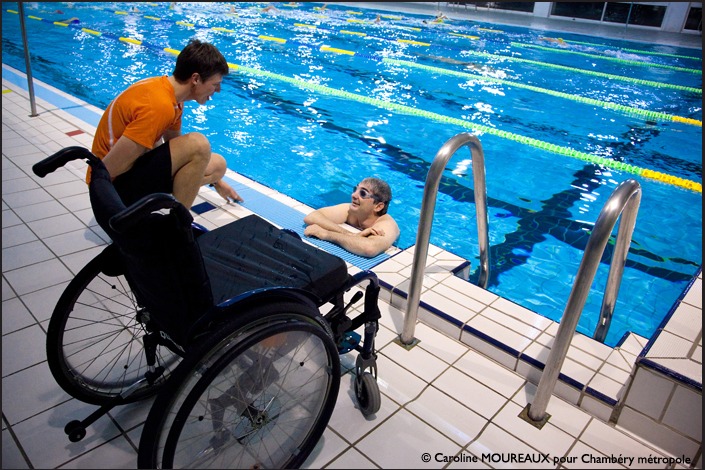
{"left": 337, "top": 331, "right": 361, "bottom": 354}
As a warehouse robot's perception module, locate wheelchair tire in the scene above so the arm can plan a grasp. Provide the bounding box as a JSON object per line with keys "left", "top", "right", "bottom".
{"left": 138, "top": 300, "right": 340, "bottom": 469}
{"left": 46, "top": 250, "right": 180, "bottom": 405}
{"left": 355, "top": 372, "right": 381, "bottom": 416}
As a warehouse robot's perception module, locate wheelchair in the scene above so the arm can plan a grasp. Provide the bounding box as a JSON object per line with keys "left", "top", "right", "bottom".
{"left": 33, "top": 147, "right": 383, "bottom": 469}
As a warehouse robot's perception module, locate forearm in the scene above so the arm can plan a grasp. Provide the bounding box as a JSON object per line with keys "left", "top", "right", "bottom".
{"left": 304, "top": 210, "right": 348, "bottom": 234}
{"left": 101, "top": 137, "right": 147, "bottom": 179}
{"left": 317, "top": 229, "right": 386, "bottom": 258}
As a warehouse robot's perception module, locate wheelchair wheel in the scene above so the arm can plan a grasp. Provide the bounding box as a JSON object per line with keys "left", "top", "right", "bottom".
{"left": 355, "top": 372, "right": 381, "bottom": 416}
{"left": 46, "top": 249, "right": 180, "bottom": 405}
{"left": 138, "top": 300, "right": 340, "bottom": 469}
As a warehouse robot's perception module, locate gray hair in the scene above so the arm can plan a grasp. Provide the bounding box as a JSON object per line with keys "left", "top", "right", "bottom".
{"left": 361, "top": 177, "right": 392, "bottom": 216}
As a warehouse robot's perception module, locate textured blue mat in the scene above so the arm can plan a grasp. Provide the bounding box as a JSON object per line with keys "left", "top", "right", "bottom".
{"left": 222, "top": 179, "right": 391, "bottom": 271}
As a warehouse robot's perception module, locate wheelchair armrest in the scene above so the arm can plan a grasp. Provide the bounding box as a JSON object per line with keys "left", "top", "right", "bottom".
{"left": 32, "top": 146, "right": 100, "bottom": 177}
{"left": 109, "top": 193, "right": 193, "bottom": 234}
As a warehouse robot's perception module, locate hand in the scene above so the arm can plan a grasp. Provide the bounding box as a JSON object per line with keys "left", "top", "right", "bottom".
{"left": 212, "top": 180, "right": 243, "bottom": 204}
{"left": 357, "top": 226, "right": 385, "bottom": 238}
{"left": 304, "top": 224, "right": 326, "bottom": 239}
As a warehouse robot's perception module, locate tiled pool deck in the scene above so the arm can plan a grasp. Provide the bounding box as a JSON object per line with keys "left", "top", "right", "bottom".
{"left": 2, "top": 5, "right": 702, "bottom": 468}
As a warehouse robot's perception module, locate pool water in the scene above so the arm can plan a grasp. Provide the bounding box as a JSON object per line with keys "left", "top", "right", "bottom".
{"left": 2, "top": 2, "right": 702, "bottom": 347}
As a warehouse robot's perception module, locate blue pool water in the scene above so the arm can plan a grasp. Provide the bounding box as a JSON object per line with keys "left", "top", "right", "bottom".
{"left": 2, "top": 2, "right": 702, "bottom": 347}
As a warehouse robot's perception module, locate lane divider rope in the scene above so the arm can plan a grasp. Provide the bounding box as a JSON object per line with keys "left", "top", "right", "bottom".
{"left": 383, "top": 59, "right": 701, "bottom": 127}
{"left": 511, "top": 42, "right": 701, "bottom": 74}
{"left": 282, "top": 18, "right": 701, "bottom": 94}
{"left": 284, "top": 21, "right": 701, "bottom": 125}
{"left": 560, "top": 39, "right": 701, "bottom": 61}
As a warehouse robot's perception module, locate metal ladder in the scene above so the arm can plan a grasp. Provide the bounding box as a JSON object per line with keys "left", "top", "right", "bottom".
{"left": 523, "top": 178, "right": 642, "bottom": 426}
{"left": 400, "top": 133, "right": 490, "bottom": 346}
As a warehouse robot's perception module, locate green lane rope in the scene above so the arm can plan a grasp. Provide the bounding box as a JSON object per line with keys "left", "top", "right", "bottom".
{"left": 318, "top": 7, "right": 702, "bottom": 71}
{"left": 383, "top": 58, "right": 701, "bottom": 127}
{"left": 228, "top": 61, "right": 700, "bottom": 193}
{"left": 284, "top": 18, "right": 701, "bottom": 95}
{"left": 8, "top": 8, "right": 701, "bottom": 194}
{"left": 286, "top": 22, "right": 701, "bottom": 126}
{"left": 511, "top": 42, "right": 702, "bottom": 74}
{"left": 89, "top": 5, "right": 705, "bottom": 96}
{"left": 561, "top": 39, "right": 701, "bottom": 61}
{"left": 455, "top": 49, "right": 701, "bottom": 94}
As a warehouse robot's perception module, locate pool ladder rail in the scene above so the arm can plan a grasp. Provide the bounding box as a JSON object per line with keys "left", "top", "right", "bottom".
{"left": 399, "top": 132, "right": 642, "bottom": 428}
{"left": 400, "top": 133, "right": 489, "bottom": 347}
{"left": 525, "top": 178, "right": 642, "bottom": 426}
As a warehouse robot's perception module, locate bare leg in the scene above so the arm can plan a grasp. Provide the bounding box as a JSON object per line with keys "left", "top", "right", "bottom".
{"left": 204, "top": 152, "right": 244, "bottom": 203}
{"left": 203, "top": 152, "right": 227, "bottom": 185}
{"left": 169, "top": 132, "right": 211, "bottom": 208}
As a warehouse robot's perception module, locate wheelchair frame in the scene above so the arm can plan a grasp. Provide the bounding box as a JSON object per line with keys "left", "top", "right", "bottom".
{"left": 33, "top": 147, "right": 383, "bottom": 468}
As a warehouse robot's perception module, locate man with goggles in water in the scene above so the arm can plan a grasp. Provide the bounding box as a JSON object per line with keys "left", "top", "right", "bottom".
{"left": 304, "top": 177, "right": 399, "bottom": 258}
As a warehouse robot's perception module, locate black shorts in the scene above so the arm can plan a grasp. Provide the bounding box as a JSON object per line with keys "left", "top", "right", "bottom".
{"left": 113, "top": 142, "right": 173, "bottom": 207}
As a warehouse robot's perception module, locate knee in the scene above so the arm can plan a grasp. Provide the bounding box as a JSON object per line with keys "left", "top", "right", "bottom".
{"left": 183, "top": 132, "right": 211, "bottom": 163}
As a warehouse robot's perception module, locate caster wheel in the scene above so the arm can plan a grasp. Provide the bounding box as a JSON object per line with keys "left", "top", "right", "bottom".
{"left": 65, "top": 420, "right": 87, "bottom": 442}
{"left": 355, "top": 372, "right": 381, "bottom": 416}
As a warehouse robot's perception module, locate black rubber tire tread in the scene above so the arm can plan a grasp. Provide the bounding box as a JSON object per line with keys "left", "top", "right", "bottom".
{"left": 356, "top": 372, "right": 381, "bottom": 416}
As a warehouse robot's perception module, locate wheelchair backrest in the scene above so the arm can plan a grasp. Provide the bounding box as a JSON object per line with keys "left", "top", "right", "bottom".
{"left": 88, "top": 156, "right": 213, "bottom": 345}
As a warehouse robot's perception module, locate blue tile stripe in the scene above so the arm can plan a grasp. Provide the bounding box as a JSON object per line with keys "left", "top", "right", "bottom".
{"left": 2, "top": 64, "right": 101, "bottom": 127}
{"left": 220, "top": 179, "right": 391, "bottom": 271}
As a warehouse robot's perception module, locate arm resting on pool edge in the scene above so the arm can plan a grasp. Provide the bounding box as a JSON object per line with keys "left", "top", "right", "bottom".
{"left": 303, "top": 204, "right": 350, "bottom": 233}
{"left": 304, "top": 215, "right": 399, "bottom": 258}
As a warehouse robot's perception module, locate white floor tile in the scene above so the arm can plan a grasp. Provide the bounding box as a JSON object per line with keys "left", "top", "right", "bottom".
{"left": 2, "top": 209, "right": 23, "bottom": 228}
{"left": 302, "top": 427, "right": 350, "bottom": 469}
{"left": 1, "top": 224, "right": 38, "bottom": 249}
{"left": 493, "top": 401, "right": 576, "bottom": 459}
{"left": 374, "top": 353, "right": 428, "bottom": 406}
{"left": 433, "top": 367, "right": 508, "bottom": 420}
{"left": 10, "top": 399, "right": 122, "bottom": 469}
{"left": 580, "top": 418, "right": 665, "bottom": 465}
{"left": 17, "top": 282, "right": 68, "bottom": 323}
{"left": 1, "top": 324, "right": 47, "bottom": 377}
{"left": 57, "top": 435, "right": 137, "bottom": 469}
{"left": 355, "top": 408, "right": 462, "bottom": 469}
{"left": 324, "top": 447, "right": 379, "bottom": 469}
{"left": 1, "top": 297, "right": 36, "bottom": 335}
{"left": 2, "top": 428, "right": 30, "bottom": 469}
{"left": 466, "top": 423, "right": 556, "bottom": 469}
{"left": 3, "top": 258, "right": 73, "bottom": 296}
{"left": 406, "top": 385, "right": 487, "bottom": 446}
{"left": 453, "top": 349, "right": 526, "bottom": 398}
{"left": 327, "top": 374, "right": 399, "bottom": 444}
{"left": 2, "top": 240, "right": 55, "bottom": 271}
{"left": 379, "top": 339, "right": 449, "bottom": 383}
{"left": 12, "top": 199, "right": 69, "bottom": 223}
{"left": 26, "top": 213, "right": 86, "bottom": 239}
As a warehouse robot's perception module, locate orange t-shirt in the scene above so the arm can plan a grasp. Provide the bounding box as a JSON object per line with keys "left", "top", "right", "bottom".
{"left": 88, "top": 76, "right": 183, "bottom": 180}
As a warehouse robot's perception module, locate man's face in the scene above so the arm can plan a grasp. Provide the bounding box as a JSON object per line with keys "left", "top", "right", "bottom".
{"left": 193, "top": 73, "right": 223, "bottom": 105}
{"left": 351, "top": 182, "right": 380, "bottom": 214}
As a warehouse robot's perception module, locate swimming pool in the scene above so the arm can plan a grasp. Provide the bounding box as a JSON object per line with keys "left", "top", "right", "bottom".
{"left": 2, "top": 2, "right": 702, "bottom": 347}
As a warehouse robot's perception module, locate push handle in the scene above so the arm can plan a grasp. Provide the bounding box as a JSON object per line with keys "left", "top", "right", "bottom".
{"left": 32, "top": 146, "right": 98, "bottom": 177}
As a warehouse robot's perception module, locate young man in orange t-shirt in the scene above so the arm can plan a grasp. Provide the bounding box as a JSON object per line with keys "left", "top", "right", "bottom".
{"left": 91, "top": 39, "right": 241, "bottom": 208}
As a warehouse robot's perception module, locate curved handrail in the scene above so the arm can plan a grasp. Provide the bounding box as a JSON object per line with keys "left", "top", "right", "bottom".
{"left": 400, "top": 133, "right": 489, "bottom": 345}
{"left": 527, "top": 179, "right": 642, "bottom": 423}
